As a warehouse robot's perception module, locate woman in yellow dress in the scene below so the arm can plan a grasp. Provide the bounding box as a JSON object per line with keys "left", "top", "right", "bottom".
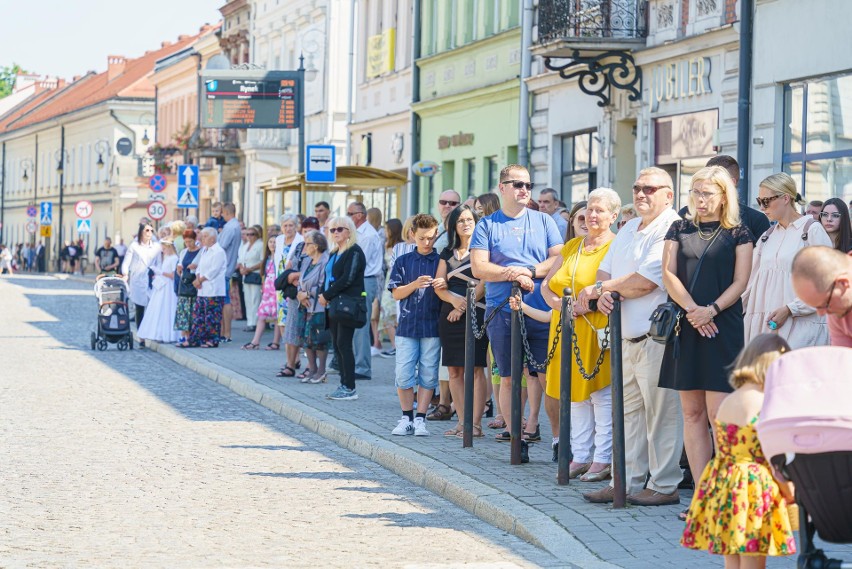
{"left": 518, "top": 188, "right": 620, "bottom": 478}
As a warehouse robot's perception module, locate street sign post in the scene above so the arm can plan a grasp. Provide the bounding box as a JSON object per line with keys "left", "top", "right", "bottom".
{"left": 26, "top": 205, "right": 38, "bottom": 218}
{"left": 149, "top": 174, "right": 167, "bottom": 192}
{"left": 74, "top": 200, "right": 93, "bottom": 219}
{"left": 39, "top": 202, "right": 52, "bottom": 225}
{"left": 116, "top": 137, "right": 133, "bottom": 156}
{"left": 147, "top": 201, "right": 167, "bottom": 221}
{"left": 305, "top": 145, "right": 336, "bottom": 183}
{"left": 26, "top": 220, "right": 37, "bottom": 234}
{"left": 177, "top": 164, "right": 199, "bottom": 208}
{"left": 76, "top": 219, "right": 91, "bottom": 233}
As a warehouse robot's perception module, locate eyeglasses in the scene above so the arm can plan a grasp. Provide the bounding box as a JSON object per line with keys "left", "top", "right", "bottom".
{"left": 329, "top": 227, "right": 348, "bottom": 234}
{"left": 456, "top": 217, "right": 476, "bottom": 225}
{"left": 755, "top": 194, "right": 782, "bottom": 209}
{"left": 817, "top": 279, "right": 837, "bottom": 311}
{"left": 690, "top": 189, "right": 720, "bottom": 201}
{"left": 501, "top": 180, "right": 534, "bottom": 190}
{"left": 632, "top": 185, "right": 669, "bottom": 196}
{"left": 438, "top": 199, "right": 460, "bottom": 207}
{"left": 144, "top": 228, "right": 154, "bottom": 233}
{"left": 304, "top": 241, "right": 315, "bottom": 246}
{"left": 346, "top": 210, "right": 364, "bottom": 217}
{"left": 819, "top": 211, "right": 842, "bottom": 220}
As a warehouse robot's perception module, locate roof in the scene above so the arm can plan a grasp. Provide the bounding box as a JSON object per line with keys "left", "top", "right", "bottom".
{"left": 259, "top": 166, "right": 409, "bottom": 192}
{"left": 0, "top": 29, "right": 213, "bottom": 135}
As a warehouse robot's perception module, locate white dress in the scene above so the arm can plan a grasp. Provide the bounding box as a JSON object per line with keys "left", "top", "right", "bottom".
{"left": 121, "top": 240, "right": 162, "bottom": 307}
{"left": 743, "top": 215, "right": 832, "bottom": 348}
{"left": 137, "top": 254, "right": 181, "bottom": 343}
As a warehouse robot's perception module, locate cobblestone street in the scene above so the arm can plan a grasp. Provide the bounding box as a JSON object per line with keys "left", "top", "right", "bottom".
{"left": 0, "top": 275, "right": 562, "bottom": 568}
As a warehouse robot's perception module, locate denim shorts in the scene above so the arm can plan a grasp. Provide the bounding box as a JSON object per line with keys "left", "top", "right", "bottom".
{"left": 223, "top": 275, "right": 231, "bottom": 305}
{"left": 485, "top": 307, "right": 550, "bottom": 377}
{"left": 394, "top": 336, "right": 441, "bottom": 390}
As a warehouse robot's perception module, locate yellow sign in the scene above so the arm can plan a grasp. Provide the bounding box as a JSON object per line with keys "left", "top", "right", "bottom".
{"left": 40, "top": 225, "right": 52, "bottom": 237}
{"left": 366, "top": 28, "right": 396, "bottom": 78}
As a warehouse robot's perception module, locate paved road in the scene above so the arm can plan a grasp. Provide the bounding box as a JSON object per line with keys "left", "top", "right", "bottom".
{"left": 0, "top": 275, "right": 564, "bottom": 568}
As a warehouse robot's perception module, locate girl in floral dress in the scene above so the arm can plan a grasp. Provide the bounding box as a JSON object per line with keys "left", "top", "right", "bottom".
{"left": 681, "top": 334, "right": 797, "bottom": 567}
{"left": 243, "top": 236, "right": 282, "bottom": 350}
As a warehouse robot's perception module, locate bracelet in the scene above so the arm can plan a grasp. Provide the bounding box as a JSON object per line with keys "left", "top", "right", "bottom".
{"left": 711, "top": 302, "right": 721, "bottom": 315}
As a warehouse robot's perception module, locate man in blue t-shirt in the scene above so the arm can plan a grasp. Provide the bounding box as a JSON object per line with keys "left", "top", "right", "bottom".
{"left": 471, "top": 164, "right": 563, "bottom": 456}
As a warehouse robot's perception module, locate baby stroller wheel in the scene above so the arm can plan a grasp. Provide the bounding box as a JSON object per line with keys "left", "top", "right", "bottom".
{"left": 90, "top": 332, "right": 97, "bottom": 350}
{"left": 117, "top": 340, "right": 128, "bottom": 351}
{"left": 97, "top": 339, "right": 109, "bottom": 351}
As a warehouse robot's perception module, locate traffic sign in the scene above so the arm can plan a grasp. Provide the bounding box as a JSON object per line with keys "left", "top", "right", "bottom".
{"left": 149, "top": 174, "right": 167, "bottom": 192}
{"left": 40, "top": 225, "right": 52, "bottom": 238}
{"left": 74, "top": 200, "right": 93, "bottom": 219}
{"left": 177, "top": 164, "right": 199, "bottom": 209}
{"left": 26, "top": 220, "right": 37, "bottom": 234}
{"left": 306, "top": 145, "right": 336, "bottom": 184}
{"left": 39, "top": 202, "right": 52, "bottom": 225}
{"left": 26, "top": 205, "right": 37, "bottom": 218}
{"left": 147, "top": 201, "right": 167, "bottom": 221}
{"left": 116, "top": 137, "right": 133, "bottom": 156}
{"left": 76, "top": 219, "right": 91, "bottom": 233}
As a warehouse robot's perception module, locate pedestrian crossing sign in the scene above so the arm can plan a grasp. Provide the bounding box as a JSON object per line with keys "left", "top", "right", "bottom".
{"left": 76, "top": 219, "right": 91, "bottom": 233}
{"left": 178, "top": 186, "right": 199, "bottom": 208}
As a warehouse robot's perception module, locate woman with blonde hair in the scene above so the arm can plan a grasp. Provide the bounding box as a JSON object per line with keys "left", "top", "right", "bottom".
{"left": 659, "top": 166, "right": 754, "bottom": 511}
{"left": 743, "top": 172, "right": 832, "bottom": 347}
{"left": 171, "top": 220, "right": 186, "bottom": 252}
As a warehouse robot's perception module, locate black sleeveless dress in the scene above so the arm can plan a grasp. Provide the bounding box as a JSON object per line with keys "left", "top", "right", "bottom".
{"left": 438, "top": 249, "right": 489, "bottom": 367}
{"left": 658, "top": 220, "right": 754, "bottom": 393}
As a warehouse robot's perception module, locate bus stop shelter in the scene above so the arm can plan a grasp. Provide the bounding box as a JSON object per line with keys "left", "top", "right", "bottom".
{"left": 259, "top": 166, "right": 408, "bottom": 231}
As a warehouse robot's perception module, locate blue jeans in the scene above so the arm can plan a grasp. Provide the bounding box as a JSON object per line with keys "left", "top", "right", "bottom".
{"left": 394, "top": 336, "right": 441, "bottom": 390}
{"left": 353, "top": 275, "right": 379, "bottom": 376}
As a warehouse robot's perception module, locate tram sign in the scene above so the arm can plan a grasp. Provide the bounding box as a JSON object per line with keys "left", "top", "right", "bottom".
{"left": 201, "top": 70, "right": 301, "bottom": 129}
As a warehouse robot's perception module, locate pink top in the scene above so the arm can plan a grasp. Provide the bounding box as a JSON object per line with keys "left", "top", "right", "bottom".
{"left": 829, "top": 312, "right": 852, "bottom": 347}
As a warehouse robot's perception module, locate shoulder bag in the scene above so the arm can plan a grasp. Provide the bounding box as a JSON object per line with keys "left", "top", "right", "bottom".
{"left": 649, "top": 226, "right": 722, "bottom": 350}
{"left": 328, "top": 293, "right": 368, "bottom": 328}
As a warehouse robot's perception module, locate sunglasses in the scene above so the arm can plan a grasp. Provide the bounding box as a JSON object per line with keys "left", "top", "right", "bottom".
{"left": 438, "top": 199, "right": 460, "bottom": 207}
{"left": 346, "top": 211, "right": 364, "bottom": 217}
{"left": 329, "top": 227, "right": 348, "bottom": 234}
{"left": 501, "top": 180, "right": 534, "bottom": 190}
{"left": 632, "top": 185, "right": 668, "bottom": 196}
{"left": 755, "top": 194, "right": 782, "bottom": 209}
{"left": 144, "top": 228, "right": 154, "bottom": 232}
{"left": 819, "top": 211, "right": 842, "bottom": 220}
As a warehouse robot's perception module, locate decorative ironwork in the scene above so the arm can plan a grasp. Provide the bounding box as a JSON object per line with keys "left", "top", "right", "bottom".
{"left": 544, "top": 50, "right": 642, "bottom": 107}
{"left": 656, "top": 1, "right": 674, "bottom": 28}
{"left": 696, "top": 0, "right": 718, "bottom": 17}
{"left": 538, "top": 0, "right": 649, "bottom": 44}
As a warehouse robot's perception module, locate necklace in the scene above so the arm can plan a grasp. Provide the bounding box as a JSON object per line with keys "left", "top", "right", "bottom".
{"left": 697, "top": 223, "right": 721, "bottom": 241}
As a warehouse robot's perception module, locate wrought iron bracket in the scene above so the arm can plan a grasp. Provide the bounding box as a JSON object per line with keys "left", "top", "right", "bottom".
{"left": 544, "top": 50, "right": 642, "bottom": 107}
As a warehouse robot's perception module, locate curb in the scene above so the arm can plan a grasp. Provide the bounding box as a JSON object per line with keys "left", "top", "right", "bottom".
{"left": 143, "top": 337, "right": 620, "bottom": 568}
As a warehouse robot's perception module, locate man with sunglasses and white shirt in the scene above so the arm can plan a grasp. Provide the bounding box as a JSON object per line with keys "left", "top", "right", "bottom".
{"left": 434, "top": 190, "right": 462, "bottom": 252}
{"left": 577, "top": 167, "right": 684, "bottom": 506}
{"left": 471, "top": 164, "right": 563, "bottom": 462}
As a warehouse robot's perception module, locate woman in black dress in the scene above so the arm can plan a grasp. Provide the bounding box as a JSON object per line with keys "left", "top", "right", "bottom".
{"left": 659, "top": 165, "right": 754, "bottom": 487}
{"left": 433, "top": 205, "right": 489, "bottom": 437}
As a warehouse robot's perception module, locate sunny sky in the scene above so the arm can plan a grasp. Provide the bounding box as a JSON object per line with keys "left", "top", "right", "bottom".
{"left": 0, "top": 0, "right": 223, "bottom": 80}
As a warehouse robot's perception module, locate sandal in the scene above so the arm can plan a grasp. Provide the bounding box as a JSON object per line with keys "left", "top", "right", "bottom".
{"left": 276, "top": 366, "right": 296, "bottom": 377}
{"left": 242, "top": 342, "right": 259, "bottom": 350}
{"left": 495, "top": 431, "right": 511, "bottom": 442}
{"left": 523, "top": 424, "right": 541, "bottom": 442}
{"left": 444, "top": 426, "right": 463, "bottom": 437}
{"left": 264, "top": 343, "right": 280, "bottom": 351}
{"left": 580, "top": 465, "right": 612, "bottom": 482}
{"left": 487, "top": 416, "right": 506, "bottom": 430}
{"left": 456, "top": 425, "right": 484, "bottom": 438}
{"left": 297, "top": 369, "right": 315, "bottom": 380}
{"left": 200, "top": 342, "right": 218, "bottom": 348}
{"left": 484, "top": 398, "right": 494, "bottom": 418}
{"left": 678, "top": 509, "right": 689, "bottom": 522}
{"left": 426, "top": 404, "right": 453, "bottom": 421}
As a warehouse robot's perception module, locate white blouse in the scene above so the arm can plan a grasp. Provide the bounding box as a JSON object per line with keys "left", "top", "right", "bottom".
{"left": 121, "top": 240, "right": 161, "bottom": 307}
{"left": 195, "top": 243, "right": 228, "bottom": 297}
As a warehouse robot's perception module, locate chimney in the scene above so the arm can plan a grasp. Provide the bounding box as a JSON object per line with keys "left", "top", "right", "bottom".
{"left": 107, "top": 55, "right": 127, "bottom": 82}
{"left": 56, "top": 78, "right": 67, "bottom": 88}
{"left": 161, "top": 40, "right": 172, "bottom": 48}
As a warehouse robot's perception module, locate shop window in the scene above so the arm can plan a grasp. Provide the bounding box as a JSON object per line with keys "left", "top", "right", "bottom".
{"left": 487, "top": 156, "right": 499, "bottom": 191}
{"left": 465, "top": 158, "right": 476, "bottom": 197}
{"left": 783, "top": 73, "right": 852, "bottom": 202}
{"left": 559, "top": 131, "right": 598, "bottom": 204}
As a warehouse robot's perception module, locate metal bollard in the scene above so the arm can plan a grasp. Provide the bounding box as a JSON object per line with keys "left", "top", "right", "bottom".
{"left": 462, "top": 281, "right": 476, "bottom": 448}
{"left": 557, "top": 288, "right": 574, "bottom": 485}
{"left": 610, "top": 292, "right": 626, "bottom": 509}
{"left": 510, "top": 282, "right": 523, "bottom": 465}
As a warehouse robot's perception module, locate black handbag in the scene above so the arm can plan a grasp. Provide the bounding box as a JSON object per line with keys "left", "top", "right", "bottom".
{"left": 328, "top": 293, "right": 367, "bottom": 328}
{"left": 178, "top": 269, "right": 197, "bottom": 298}
{"left": 243, "top": 271, "right": 262, "bottom": 285}
{"left": 649, "top": 227, "right": 722, "bottom": 350}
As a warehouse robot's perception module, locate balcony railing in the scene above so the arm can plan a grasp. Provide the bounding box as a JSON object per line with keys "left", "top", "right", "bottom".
{"left": 538, "top": 0, "right": 649, "bottom": 44}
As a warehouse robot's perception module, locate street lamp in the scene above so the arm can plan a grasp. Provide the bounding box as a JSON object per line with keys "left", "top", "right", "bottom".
{"left": 95, "top": 140, "right": 110, "bottom": 169}
{"left": 21, "top": 158, "right": 33, "bottom": 182}
{"left": 55, "top": 148, "right": 69, "bottom": 175}
{"left": 140, "top": 113, "right": 154, "bottom": 147}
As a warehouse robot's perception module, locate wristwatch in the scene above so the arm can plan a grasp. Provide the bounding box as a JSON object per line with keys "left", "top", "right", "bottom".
{"left": 594, "top": 280, "right": 604, "bottom": 297}
{"left": 525, "top": 265, "right": 536, "bottom": 279}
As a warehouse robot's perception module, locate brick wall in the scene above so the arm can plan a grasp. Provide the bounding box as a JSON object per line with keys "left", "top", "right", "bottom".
{"left": 726, "top": 0, "right": 738, "bottom": 23}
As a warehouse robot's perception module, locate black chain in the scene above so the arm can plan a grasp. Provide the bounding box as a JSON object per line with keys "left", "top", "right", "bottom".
{"left": 469, "top": 296, "right": 510, "bottom": 340}
{"left": 517, "top": 306, "right": 562, "bottom": 370}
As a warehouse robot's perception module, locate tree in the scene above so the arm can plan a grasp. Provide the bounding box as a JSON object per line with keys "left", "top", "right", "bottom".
{"left": 0, "top": 64, "right": 29, "bottom": 98}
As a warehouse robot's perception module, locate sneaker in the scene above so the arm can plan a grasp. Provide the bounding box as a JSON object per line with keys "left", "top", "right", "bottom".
{"left": 391, "top": 417, "right": 414, "bottom": 436}
{"left": 380, "top": 348, "right": 396, "bottom": 358}
{"left": 551, "top": 441, "right": 559, "bottom": 463}
{"left": 370, "top": 346, "right": 382, "bottom": 357}
{"left": 327, "top": 386, "right": 359, "bottom": 401}
{"left": 413, "top": 417, "right": 429, "bottom": 436}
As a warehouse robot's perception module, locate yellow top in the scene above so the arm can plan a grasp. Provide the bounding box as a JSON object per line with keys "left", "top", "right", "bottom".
{"left": 545, "top": 236, "right": 613, "bottom": 402}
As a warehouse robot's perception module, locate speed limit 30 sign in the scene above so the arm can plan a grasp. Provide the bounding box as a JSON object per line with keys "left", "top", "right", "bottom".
{"left": 74, "top": 200, "right": 93, "bottom": 219}
{"left": 147, "top": 201, "right": 167, "bottom": 221}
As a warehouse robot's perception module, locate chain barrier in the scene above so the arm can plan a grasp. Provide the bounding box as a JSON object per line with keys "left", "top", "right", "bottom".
{"left": 469, "top": 296, "right": 510, "bottom": 340}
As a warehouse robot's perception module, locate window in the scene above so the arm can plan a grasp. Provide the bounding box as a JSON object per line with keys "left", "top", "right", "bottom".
{"left": 487, "top": 156, "right": 499, "bottom": 190}
{"left": 465, "top": 158, "right": 476, "bottom": 197}
{"left": 560, "top": 130, "right": 599, "bottom": 204}
{"left": 783, "top": 73, "right": 852, "bottom": 202}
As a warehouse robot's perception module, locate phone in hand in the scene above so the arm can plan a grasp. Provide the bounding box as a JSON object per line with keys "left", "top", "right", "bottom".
{"left": 589, "top": 299, "right": 598, "bottom": 312}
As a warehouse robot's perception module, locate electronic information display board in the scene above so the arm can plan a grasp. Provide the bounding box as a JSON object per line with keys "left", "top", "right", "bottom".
{"left": 201, "top": 70, "right": 300, "bottom": 129}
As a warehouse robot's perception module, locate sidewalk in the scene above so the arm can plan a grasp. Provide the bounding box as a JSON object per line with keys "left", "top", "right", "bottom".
{"left": 140, "top": 324, "right": 843, "bottom": 568}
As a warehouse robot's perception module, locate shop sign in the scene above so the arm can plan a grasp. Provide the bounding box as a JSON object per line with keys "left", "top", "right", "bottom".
{"left": 438, "top": 132, "right": 475, "bottom": 150}
{"left": 366, "top": 29, "right": 396, "bottom": 78}
{"left": 651, "top": 56, "right": 712, "bottom": 111}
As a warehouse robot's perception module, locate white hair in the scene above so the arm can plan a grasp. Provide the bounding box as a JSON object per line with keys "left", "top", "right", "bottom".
{"left": 279, "top": 214, "right": 298, "bottom": 226}
{"left": 587, "top": 187, "right": 622, "bottom": 214}
{"left": 184, "top": 215, "right": 199, "bottom": 226}
{"left": 201, "top": 227, "right": 218, "bottom": 241}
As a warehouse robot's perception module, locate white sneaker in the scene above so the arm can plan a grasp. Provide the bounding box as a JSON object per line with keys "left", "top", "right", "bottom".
{"left": 391, "top": 417, "right": 414, "bottom": 436}
{"left": 370, "top": 346, "right": 382, "bottom": 357}
{"left": 413, "top": 417, "right": 429, "bottom": 436}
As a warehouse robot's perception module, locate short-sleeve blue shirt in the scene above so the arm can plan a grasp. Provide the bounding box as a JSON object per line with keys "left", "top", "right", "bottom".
{"left": 470, "top": 208, "right": 563, "bottom": 312}
{"left": 387, "top": 250, "right": 442, "bottom": 338}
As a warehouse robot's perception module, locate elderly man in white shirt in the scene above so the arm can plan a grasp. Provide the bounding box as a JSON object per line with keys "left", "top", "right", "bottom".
{"left": 188, "top": 227, "right": 228, "bottom": 348}
{"left": 577, "top": 167, "right": 684, "bottom": 507}
{"left": 347, "top": 201, "right": 383, "bottom": 379}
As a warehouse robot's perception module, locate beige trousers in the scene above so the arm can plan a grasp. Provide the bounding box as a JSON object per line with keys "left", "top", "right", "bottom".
{"left": 610, "top": 337, "right": 684, "bottom": 495}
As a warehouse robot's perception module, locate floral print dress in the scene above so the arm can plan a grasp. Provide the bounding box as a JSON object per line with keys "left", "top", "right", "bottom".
{"left": 257, "top": 257, "right": 277, "bottom": 322}
{"left": 681, "top": 416, "right": 796, "bottom": 556}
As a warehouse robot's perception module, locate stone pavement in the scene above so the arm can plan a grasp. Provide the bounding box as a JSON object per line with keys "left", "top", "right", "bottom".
{"left": 134, "top": 308, "right": 852, "bottom": 568}
{"left": 0, "top": 274, "right": 564, "bottom": 568}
